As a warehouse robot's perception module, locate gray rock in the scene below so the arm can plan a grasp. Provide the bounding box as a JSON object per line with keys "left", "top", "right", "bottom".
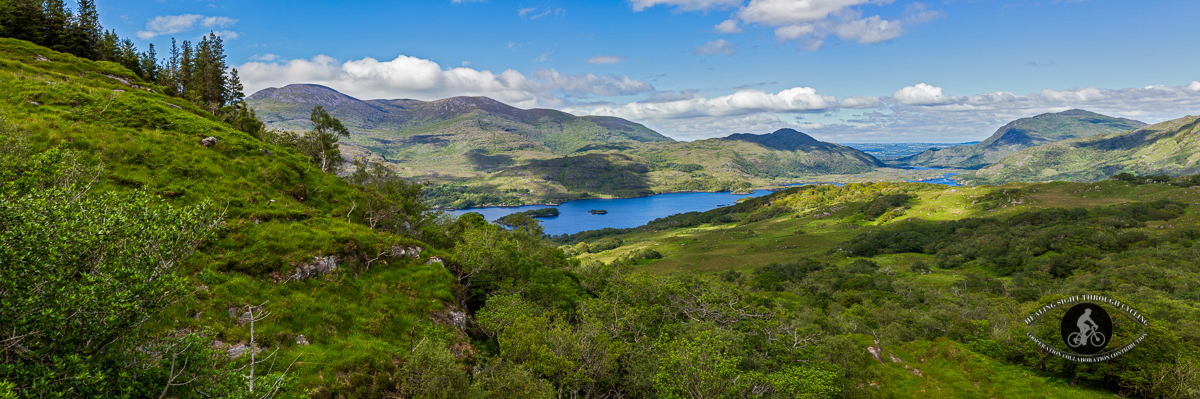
{"left": 238, "top": 311, "right": 252, "bottom": 326}
{"left": 286, "top": 255, "right": 338, "bottom": 282}
{"left": 200, "top": 136, "right": 218, "bottom": 147}
{"left": 227, "top": 344, "right": 249, "bottom": 359}
{"left": 296, "top": 335, "right": 309, "bottom": 346}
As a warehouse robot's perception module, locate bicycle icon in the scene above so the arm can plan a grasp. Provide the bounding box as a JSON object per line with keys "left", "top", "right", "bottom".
{"left": 1067, "top": 330, "right": 1106, "bottom": 348}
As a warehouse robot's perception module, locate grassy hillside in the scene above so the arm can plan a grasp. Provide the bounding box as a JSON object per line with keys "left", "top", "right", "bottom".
{"left": 969, "top": 115, "right": 1200, "bottom": 184}
{"left": 897, "top": 109, "right": 1146, "bottom": 169}
{"left": 0, "top": 38, "right": 463, "bottom": 395}
{"left": 559, "top": 179, "right": 1200, "bottom": 397}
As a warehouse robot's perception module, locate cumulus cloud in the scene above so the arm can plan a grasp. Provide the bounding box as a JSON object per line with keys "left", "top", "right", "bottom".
{"left": 587, "top": 55, "right": 624, "bottom": 64}
{"left": 628, "top": 0, "right": 743, "bottom": 12}
{"left": 633, "top": 0, "right": 938, "bottom": 48}
{"left": 1189, "top": 81, "right": 1200, "bottom": 91}
{"left": 738, "top": 0, "right": 874, "bottom": 26}
{"left": 577, "top": 86, "right": 837, "bottom": 122}
{"left": 238, "top": 54, "right": 654, "bottom": 109}
{"left": 835, "top": 15, "right": 902, "bottom": 44}
{"left": 892, "top": 83, "right": 954, "bottom": 105}
{"left": 692, "top": 39, "right": 736, "bottom": 56}
{"left": 714, "top": 19, "right": 742, "bottom": 33}
{"left": 136, "top": 14, "right": 237, "bottom": 39}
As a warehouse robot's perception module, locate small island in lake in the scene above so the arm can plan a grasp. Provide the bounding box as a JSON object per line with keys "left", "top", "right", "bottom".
{"left": 495, "top": 208, "right": 559, "bottom": 227}
{"left": 589, "top": 209, "right": 608, "bottom": 215}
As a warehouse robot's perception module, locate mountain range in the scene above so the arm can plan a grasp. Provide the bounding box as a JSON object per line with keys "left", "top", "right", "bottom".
{"left": 896, "top": 109, "right": 1146, "bottom": 169}
{"left": 247, "top": 85, "right": 885, "bottom": 207}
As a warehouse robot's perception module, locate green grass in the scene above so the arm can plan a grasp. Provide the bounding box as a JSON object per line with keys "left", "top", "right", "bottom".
{"left": 867, "top": 338, "right": 1112, "bottom": 398}
{"left": 0, "top": 38, "right": 461, "bottom": 393}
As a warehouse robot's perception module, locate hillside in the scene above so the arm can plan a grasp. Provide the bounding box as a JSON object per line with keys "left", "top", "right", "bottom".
{"left": 247, "top": 85, "right": 891, "bottom": 208}
{"left": 558, "top": 179, "right": 1200, "bottom": 397}
{"left": 896, "top": 109, "right": 1146, "bottom": 169}
{"left": 0, "top": 38, "right": 465, "bottom": 396}
{"left": 968, "top": 115, "right": 1200, "bottom": 184}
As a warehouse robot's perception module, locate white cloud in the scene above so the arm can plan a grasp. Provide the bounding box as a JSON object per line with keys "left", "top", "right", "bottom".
{"left": 212, "top": 30, "right": 239, "bottom": 40}
{"left": 738, "top": 0, "right": 874, "bottom": 26}
{"left": 892, "top": 83, "right": 954, "bottom": 105}
{"left": 692, "top": 39, "right": 736, "bottom": 56}
{"left": 636, "top": 0, "right": 936, "bottom": 49}
{"left": 714, "top": 19, "right": 743, "bottom": 33}
{"left": 136, "top": 14, "right": 237, "bottom": 39}
{"left": 461, "top": 61, "right": 472, "bottom": 67}
{"left": 835, "top": 15, "right": 902, "bottom": 44}
{"left": 774, "top": 25, "right": 815, "bottom": 41}
{"left": 534, "top": 52, "right": 553, "bottom": 62}
{"left": 238, "top": 54, "right": 653, "bottom": 109}
{"left": 840, "top": 95, "right": 881, "bottom": 108}
{"left": 532, "top": 69, "right": 653, "bottom": 97}
{"left": 628, "top": 0, "right": 743, "bottom": 12}
{"left": 520, "top": 7, "right": 565, "bottom": 19}
{"left": 249, "top": 53, "right": 278, "bottom": 62}
{"left": 813, "top": 81, "right": 1200, "bottom": 142}
{"left": 587, "top": 55, "right": 624, "bottom": 64}
{"left": 578, "top": 86, "right": 837, "bottom": 121}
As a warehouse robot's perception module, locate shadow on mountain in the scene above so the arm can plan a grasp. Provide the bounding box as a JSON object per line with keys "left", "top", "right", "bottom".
{"left": 465, "top": 149, "right": 516, "bottom": 171}
{"left": 407, "top": 135, "right": 449, "bottom": 145}
{"left": 574, "top": 143, "right": 634, "bottom": 152}
{"left": 500, "top": 154, "right": 652, "bottom": 195}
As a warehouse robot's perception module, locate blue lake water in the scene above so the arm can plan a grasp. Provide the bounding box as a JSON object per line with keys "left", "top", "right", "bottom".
{"left": 908, "top": 173, "right": 961, "bottom": 186}
{"left": 448, "top": 174, "right": 961, "bottom": 236}
{"left": 447, "top": 190, "right": 772, "bottom": 236}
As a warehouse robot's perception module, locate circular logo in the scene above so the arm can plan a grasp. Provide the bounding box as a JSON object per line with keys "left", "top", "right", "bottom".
{"left": 1060, "top": 302, "right": 1112, "bottom": 355}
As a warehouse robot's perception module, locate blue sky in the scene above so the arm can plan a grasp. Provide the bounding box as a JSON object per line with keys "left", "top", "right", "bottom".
{"left": 100, "top": 0, "right": 1200, "bottom": 142}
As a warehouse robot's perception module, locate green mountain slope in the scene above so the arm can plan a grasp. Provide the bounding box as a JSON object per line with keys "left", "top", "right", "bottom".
{"left": 968, "top": 114, "right": 1200, "bottom": 184}
{"left": 0, "top": 38, "right": 459, "bottom": 394}
{"left": 896, "top": 109, "right": 1146, "bottom": 169}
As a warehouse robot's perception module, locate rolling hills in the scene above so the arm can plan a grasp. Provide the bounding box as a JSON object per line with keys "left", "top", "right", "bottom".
{"left": 896, "top": 109, "right": 1146, "bottom": 169}
{"left": 968, "top": 114, "right": 1200, "bottom": 184}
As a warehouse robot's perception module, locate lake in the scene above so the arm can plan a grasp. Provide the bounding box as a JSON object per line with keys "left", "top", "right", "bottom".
{"left": 448, "top": 176, "right": 961, "bottom": 236}
{"left": 447, "top": 190, "right": 772, "bottom": 236}
{"left": 907, "top": 173, "right": 961, "bottom": 186}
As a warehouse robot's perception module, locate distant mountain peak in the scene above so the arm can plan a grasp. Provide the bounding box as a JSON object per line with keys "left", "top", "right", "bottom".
{"left": 247, "top": 84, "right": 363, "bottom": 108}
{"left": 724, "top": 128, "right": 822, "bottom": 150}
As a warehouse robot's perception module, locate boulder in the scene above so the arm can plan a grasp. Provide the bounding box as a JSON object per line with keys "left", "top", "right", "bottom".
{"left": 200, "top": 136, "right": 218, "bottom": 147}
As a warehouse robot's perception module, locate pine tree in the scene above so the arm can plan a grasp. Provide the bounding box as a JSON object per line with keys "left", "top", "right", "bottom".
{"left": 138, "top": 43, "right": 158, "bottom": 83}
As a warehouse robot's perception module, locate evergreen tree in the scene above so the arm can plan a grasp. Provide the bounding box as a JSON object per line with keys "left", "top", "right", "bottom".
{"left": 138, "top": 43, "right": 158, "bottom": 83}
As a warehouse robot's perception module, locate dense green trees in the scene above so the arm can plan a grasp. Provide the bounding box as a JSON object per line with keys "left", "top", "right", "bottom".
{"left": 0, "top": 132, "right": 239, "bottom": 397}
